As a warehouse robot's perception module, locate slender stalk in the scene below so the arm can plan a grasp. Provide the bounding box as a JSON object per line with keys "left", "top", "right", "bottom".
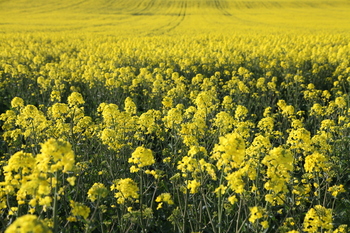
{"left": 139, "top": 171, "right": 145, "bottom": 232}
{"left": 182, "top": 190, "right": 188, "bottom": 233}
{"left": 201, "top": 192, "right": 217, "bottom": 233}
{"left": 53, "top": 172, "right": 58, "bottom": 233}
{"left": 217, "top": 171, "right": 224, "bottom": 233}
{"left": 235, "top": 197, "right": 242, "bottom": 233}
{"left": 86, "top": 198, "right": 101, "bottom": 233}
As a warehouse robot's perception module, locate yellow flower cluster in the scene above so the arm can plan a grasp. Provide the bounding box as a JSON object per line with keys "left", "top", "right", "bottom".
{"left": 5, "top": 214, "right": 52, "bottom": 233}
{"left": 155, "top": 193, "right": 174, "bottom": 209}
{"left": 262, "top": 147, "right": 294, "bottom": 204}
{"left": 111, "top": 178, "right": 139, "bottom": 204}
{"left": 303, "top": 205, "right": 333, "bottom": 232}
{"left": 0, "top": 138, "right": 75, "bottom": 213}
{"left": 87, "top": 183, "right": 108, "bottom": 202}
{"left": 128, "top": 146, "right": 155, "bottom": 173}
{"left": 69, "top": 200, "right": 90, "bottom": 220}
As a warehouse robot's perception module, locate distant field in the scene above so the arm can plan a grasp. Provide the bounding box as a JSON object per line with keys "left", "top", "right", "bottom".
{"left": 1, "top": 0, "right": 350, "bottom": 35}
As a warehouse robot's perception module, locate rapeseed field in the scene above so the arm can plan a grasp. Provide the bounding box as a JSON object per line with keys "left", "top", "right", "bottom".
{"left": 1, "top": 0, "right": 350, "bottom": 232}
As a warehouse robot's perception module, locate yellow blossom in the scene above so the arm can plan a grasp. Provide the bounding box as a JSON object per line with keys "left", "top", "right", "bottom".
{"left": 87, "top": 182, "right": 108, "bottom": 202}
{"left": 5, "top": 214, "right": 52, "bottom": 233}
{"left": 67, "top": 91, "right": 85, "bottom": 107}
{"left": 187, "top": 179, "right": 200, "bottom": 194}
{"left": 70, "top": 200, "right": 90, "bottom": 220}
{"left": 249, "top": 206, "right": 264, "bottom": 223}
{"left": 303, "top": 205, "right": 333, "bottom": 232}
{"left": 111, "top": 178, "right": 139, "bottom": 204}
{"left": 128, "top": 146, "right": 155, "bottom": 172}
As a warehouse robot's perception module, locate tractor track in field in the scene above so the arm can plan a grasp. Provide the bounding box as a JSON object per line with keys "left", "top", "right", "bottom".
{"left": 39, "top": 0, "right": 88, "bottom": 13}
{"left": 131, "top": 0, "right": 156, "bottom": 15}
{"left": 145, "top": 0, "right": 187, "bottom": 36}
{"left": 213, "top": 0, "right": 232, "bottom": 16}
{"left": 201, "top": 0, "right": 268, "bottom": 28}
{"left": 121, "top": 0, "right": 161, "bottom": 16}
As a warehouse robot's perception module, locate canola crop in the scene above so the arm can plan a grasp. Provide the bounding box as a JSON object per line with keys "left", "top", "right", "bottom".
{"left": 0, "top": 0, "right": 350, "bottom": 232}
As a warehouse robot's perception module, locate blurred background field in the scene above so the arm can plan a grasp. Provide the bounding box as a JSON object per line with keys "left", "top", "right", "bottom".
{"left": 1, "top": 0, "right": 350, "bottom": 35}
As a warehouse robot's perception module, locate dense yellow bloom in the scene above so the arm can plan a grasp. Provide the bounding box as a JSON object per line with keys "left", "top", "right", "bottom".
{"left": 261, "top": 220, "right": 269, "bottom": 229}
{"left": 98, "top": 102, "right": 138, "bottom": 151}
{"left": 221, "top": 95, "right": 234, "bottom": 110}
{"left": 10, "top": 104, "right": 49, "bottom": 140}
{"left": 246, "top": 135, "right": 271, "bottom": 159}
{"left": 162, "top": 104, "right": 184, "bottom": 129}
{"left": 310, "top": 103, "right": 325, "bottom": 116}
{"left": 3, "top": 151, "right": 35, "bottom": 177}
{"left": 287, "top": 127, "right": 312, "bottom": 152}
{"left": 303, "top": 205, "right": 333, "bottom": 232}
{"left": 162, "top": 96, "right": 173, "bottom": 108}
{"left": 49, "top": 103, "right": 69, "bottom": 119}
{"left": 67, "top": 91, "right": 85, "bottom": 107}
{"left": 335, "top": 96, "right": 347, "bottom": 109}
{"left": 124, "top": 97, "right": 137, "bottom": 115}
{"left": 67, "top": 177, "right": 76, "bottom": 186}
{"left": 87, "top": 182, "right": 108, "bottom": 202}
{"left": 128, "top": 146, "right": 155, "bottom": 172}
{"left": 177, "top": 148, "right": 217, "bottom": 181}
{"left": 1, "top": 138, "right": 75, "bottom": 209}
{"left": 212, "top": 132, "right": 245, "bottom": 171}
{"left": 187, "top": 179, "right": 200, "bottom": 194}
{"left": 138, "top": 109, "right": 161, "bottom": 134}
{"left": 111, "top": 178, "right": 139, "bottom": 204}
{"left": 38, "top": 138, "right": 75, "bottom": 173}
{"left": 262, "top": 147, "right": 293, "bottom": 194}
{"left": 234, "top": 105, "right": 248, "bottom": 120}
{"left": 194, "top": 90, "right": 218, "bottom": 115}
{"left": 257, "top": 117, "right": 274, "bottom": 134}
{"left": 5, "top": 214, "right": 52, "bottom": 233}
{"left": 249, "top": 206, "right": 264, "bottom": 223}
{"left": 277, "top": 99, "right": 295, "bottom": 117}
{"left": 213, "top": 111, "right": 235, "bottom": 135}
{"left": 304, "top": 152, "right": 327, "bottom": 173}
{"left": 226, "top": 169, "right": 246, "bottom": 194}
{"left": 11, "top": 97, "right": 24, "bottom": 109}
{"left": 70, "top": 200, "right": 91, "bottom": 220}
{"left": 256, "top": 77, "right": 267, "bottom": 91}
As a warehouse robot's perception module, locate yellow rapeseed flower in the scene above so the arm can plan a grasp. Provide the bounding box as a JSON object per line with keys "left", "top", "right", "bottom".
{"left": 249, "top": 206, "right": 264, "bottom": 223}
{"left": 87, "top": 182, "right": 108, "bottom": 202}
{"left": 111, "top": 178, "right": 139, "bottom": 204}
{"left": 128, "top": 146, "right": 155, "bottom": 172}
{"left": 67, "top": 91, "right": 85, "bottom": 107}
{"left": 70, "top": 200, "right": 90, "bottom": 220}
{"left": 5, "top": 214, "right": 52, "bottom": 233}
{"left": 303, "top": 205, "right": 333, "bottom": 232}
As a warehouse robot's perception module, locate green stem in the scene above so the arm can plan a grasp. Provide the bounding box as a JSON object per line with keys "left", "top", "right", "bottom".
{"left": 182, "top": 191, "right": 188, "bottom": 233}
{"left": 217, "top": 171, "right": 225, "bottom": 233}
{"left": 139, "top": 171, "right": 145, "bottom": 232}
{"left": 202, "top": 192, "right": 217, "bottom": 233}
{"left": 53, "top": 172, "right": 58, "bottom": 233}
